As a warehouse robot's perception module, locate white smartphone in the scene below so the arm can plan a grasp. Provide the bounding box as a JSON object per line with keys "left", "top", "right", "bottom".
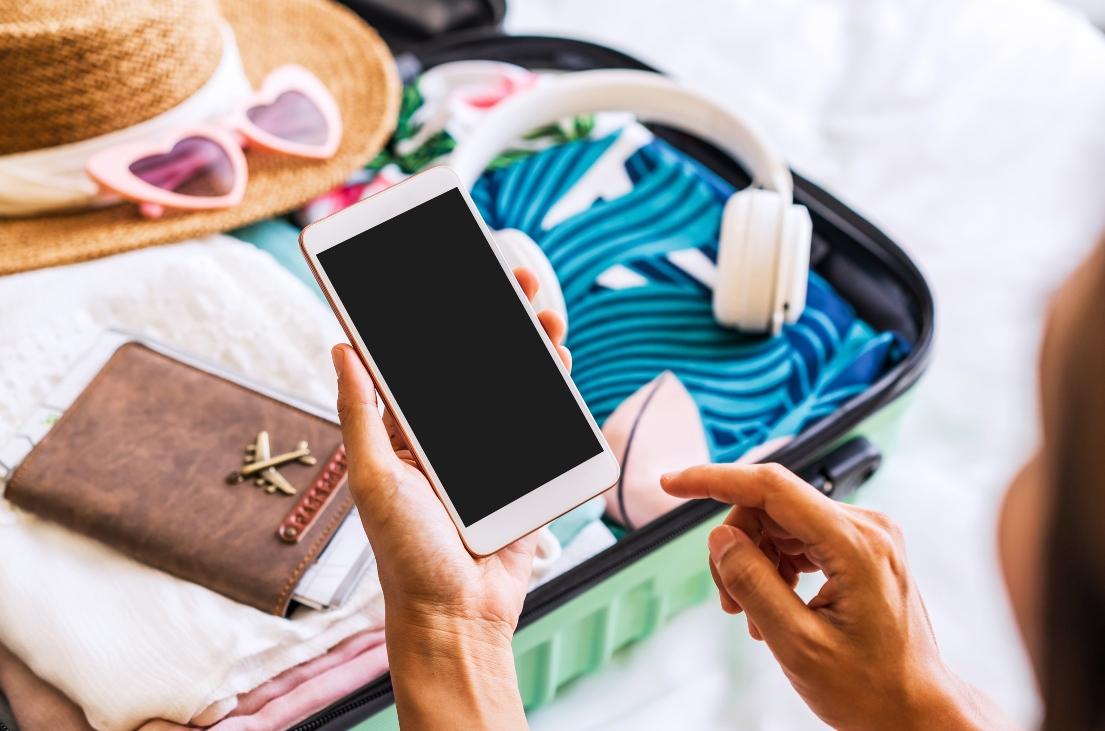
{"left": 300, "top": 165, "right": 620, "bottom": 555}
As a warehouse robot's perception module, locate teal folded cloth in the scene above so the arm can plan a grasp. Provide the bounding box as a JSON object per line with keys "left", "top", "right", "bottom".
{"left": 229, "top": 218, "right": 323, "bottom": 299}
{"left": 548, "top": 495, "right": 606, "bottom": 547}
{"left": 471, "top": 128, "right": 909, "bottom": 462}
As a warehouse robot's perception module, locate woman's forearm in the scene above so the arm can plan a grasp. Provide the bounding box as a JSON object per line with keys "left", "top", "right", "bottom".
{"left": 387, "top": 608, "right": 527, "bottom": 730}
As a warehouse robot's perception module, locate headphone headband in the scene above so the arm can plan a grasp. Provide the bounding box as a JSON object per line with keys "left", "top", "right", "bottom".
{"left": 449, "top": 69, "right": 793, "bottom": 200}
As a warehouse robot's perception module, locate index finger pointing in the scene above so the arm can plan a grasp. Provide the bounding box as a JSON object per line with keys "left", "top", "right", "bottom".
{"left": 661, "top": 463, "right": 853, "bottom": 556}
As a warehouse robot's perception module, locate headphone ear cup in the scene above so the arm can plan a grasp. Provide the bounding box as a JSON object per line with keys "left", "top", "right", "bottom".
{"left": 776, "top": 204, "right": 812, "bottom": 328}
{"left": 713, "top": 189, "right": 787, "bottom": 333}
{"left": 493, "top": 227, "right": 569, "bottom": 331}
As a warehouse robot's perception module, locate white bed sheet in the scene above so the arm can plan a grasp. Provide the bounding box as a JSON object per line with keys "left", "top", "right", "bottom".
{"left": 508, "top": 1, "right": 1105, "bottom": 728}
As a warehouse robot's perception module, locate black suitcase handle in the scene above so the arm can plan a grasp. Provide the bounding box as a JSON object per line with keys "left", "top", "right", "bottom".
{"left": 800, "top": 437, "right": 883, "bottom": 501}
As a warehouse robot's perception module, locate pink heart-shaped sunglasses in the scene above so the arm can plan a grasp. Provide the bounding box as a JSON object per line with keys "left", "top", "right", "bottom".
{"left": 86, "top": 65, "right": 342, "bottom": 219}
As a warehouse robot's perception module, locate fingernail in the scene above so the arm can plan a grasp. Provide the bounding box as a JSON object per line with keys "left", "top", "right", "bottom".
{"left": 331, "top": 345, "right": 344, "bottom": 378}
{"left": 708, "top": 526, "right": 737, "bottom": 564}
{"left": 660, "top": 471, "right": 678, "bottom": 486}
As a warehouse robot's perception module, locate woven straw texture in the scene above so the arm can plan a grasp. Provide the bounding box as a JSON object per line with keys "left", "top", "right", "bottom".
{"left": 0, "top": 0, "right": 400, "bottom": 274}
{"left": 0, "top": 0, "right": 224, "bottom": 155}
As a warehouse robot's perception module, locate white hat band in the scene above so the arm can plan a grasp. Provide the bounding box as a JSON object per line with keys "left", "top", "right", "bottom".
{"left": 0, "top": 23, "right": 251, "bottom": 218}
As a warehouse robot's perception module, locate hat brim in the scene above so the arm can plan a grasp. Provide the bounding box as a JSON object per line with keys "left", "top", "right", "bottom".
{"left": 0, "top": 0, "right": 400, "bottom": 275}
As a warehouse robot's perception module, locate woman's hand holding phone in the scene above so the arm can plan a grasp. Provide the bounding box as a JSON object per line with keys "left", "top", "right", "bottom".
{"left": 332, "top": 268, "right": 567, "bottom": 731}
{"left": 661, "top": 464, "right": 1018, "bottom": 731}
{"left": 335, "top": 267, "right": 1011, "bottom": 731}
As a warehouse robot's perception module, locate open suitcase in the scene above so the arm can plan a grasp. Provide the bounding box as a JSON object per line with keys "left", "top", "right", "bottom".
{"left": 287, "top": 10, "right": 936, "bottom": 731}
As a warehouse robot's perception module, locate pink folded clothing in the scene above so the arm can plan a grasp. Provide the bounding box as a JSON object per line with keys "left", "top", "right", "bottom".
{"left": 142, "top": 629, "right": 388, "bottom": 731}
{"left": 601, "top": 371, "right": 797, "bottom": 529}
{"left": 219, "top": 629, "right": 385, "bottom": 722}
{"left": 0, "top": 641, "right": 94, "bottom": 731}
{"left": 602, "top": 371, "right": 711, "bottom": 529}
{"left": 212, "top": 641, "right": 388, "bottom": 731}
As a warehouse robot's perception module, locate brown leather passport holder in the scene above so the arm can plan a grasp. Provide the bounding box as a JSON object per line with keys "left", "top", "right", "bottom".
{"left": 6, "top": 342, "right": 351, "bottom": 617}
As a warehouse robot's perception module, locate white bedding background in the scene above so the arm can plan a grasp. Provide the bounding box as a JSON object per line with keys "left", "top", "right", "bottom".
{"left": 509, "top": 1, "right": 1105, "bottom": 729}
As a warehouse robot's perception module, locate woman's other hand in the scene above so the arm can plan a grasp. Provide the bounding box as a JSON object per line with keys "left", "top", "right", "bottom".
{"left": 332, "top": 267, "right": 567, "bottom": 730}
{"left": 663, "top": 464, "right": 1017, "bottom": 731}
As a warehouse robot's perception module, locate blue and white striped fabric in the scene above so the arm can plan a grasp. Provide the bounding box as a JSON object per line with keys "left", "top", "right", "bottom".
{"left": 471, "top": 125, "right": 908, "bottom": 463}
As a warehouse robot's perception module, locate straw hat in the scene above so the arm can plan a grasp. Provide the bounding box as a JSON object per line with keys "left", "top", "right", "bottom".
{"left": 0, "top": 0, "right": 400, "bottom": 274}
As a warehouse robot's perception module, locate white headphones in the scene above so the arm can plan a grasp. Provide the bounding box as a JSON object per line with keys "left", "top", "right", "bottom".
{"left": 449, "top": 69, "right": 813, "bottom": 335}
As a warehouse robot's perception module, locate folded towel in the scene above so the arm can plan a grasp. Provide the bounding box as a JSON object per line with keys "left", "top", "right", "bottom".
{"left": 531, "top": 521, "right": 617, "bottom": 590}
{"left": 547, "top": 495, "right": 606, "bottom": 546}
{"left": 228, "top": 218, "right": 321, "bottom": 299}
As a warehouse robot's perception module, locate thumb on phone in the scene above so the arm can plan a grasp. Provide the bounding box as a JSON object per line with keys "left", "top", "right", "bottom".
{"left": 708, "top": 525, "right": 818, "bottom": 651}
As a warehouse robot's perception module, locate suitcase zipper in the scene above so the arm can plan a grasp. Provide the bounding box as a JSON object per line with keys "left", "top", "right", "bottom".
{"left": 292, "top": 684, "right": 394, "bottom": 731}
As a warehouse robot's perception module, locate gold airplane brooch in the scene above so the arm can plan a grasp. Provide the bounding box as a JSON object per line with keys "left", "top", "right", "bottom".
{"left": 225, "top": 430, "right": 318, "bottom": 496}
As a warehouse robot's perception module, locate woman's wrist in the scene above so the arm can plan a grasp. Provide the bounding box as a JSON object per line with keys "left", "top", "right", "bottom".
{"left": 883, "top": 665, "right": 1017, "bottom": 731}
{"left": 932, "top": 671, "right": 1021, "bottom": 731}
{"left": 386, "top": 606, "right": 526, "bottom": 730}
{"left": 387, "top": 604, "right": 516, "bottom": 666}
{"left": 829, "top": 664, "right": 997, "bottom": 731}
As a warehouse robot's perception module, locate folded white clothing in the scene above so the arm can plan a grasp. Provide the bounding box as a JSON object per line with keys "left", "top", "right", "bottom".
{"left": 0, "top": 502, "right": 384, "bottom": 731}
{"left": 0, "top": 237, "right": 386, "bottom": 730}
{"left": 530, "top": 520, "right": 617, "bottom": 590}
{"left": 0, "top": 236, "right": 344, "bottom": 453}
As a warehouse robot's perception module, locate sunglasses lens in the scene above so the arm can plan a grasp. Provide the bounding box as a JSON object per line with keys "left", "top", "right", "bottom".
{"left": 128, "top": 136, "right": 236, "bottom": 197}
{"left": 246, "top": 91, "right": 329, "bottom": 146}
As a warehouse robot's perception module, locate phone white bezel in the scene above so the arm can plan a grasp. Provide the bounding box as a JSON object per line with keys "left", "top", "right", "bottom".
{"left": 300, "top": 165, "right": 620, "bottom": 556}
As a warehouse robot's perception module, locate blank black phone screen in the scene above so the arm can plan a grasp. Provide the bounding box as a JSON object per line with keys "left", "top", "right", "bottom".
{"left": 318, "top": 188, "right": 602, "bottom": 525}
